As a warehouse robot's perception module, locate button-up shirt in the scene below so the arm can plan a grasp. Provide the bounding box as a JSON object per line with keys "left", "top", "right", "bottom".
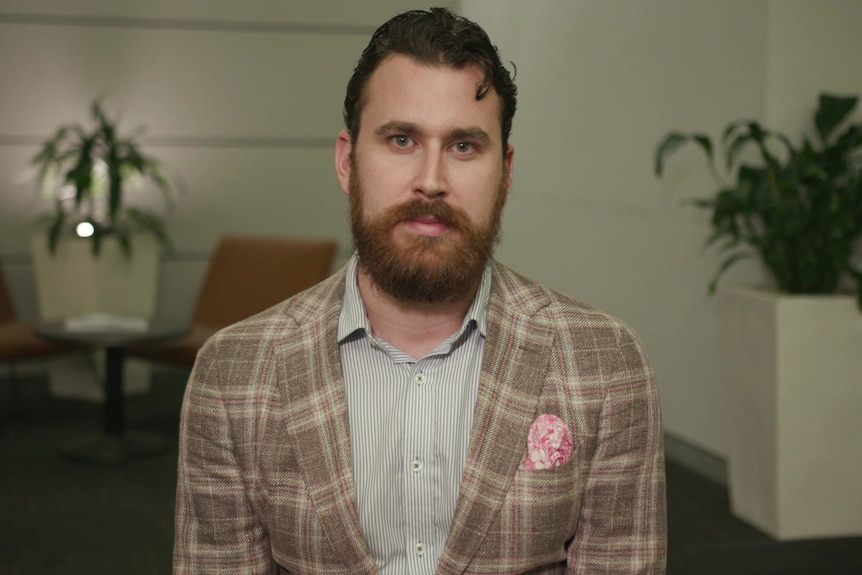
{"left": 338, "top": 255, "right": 491, "bottom": 575}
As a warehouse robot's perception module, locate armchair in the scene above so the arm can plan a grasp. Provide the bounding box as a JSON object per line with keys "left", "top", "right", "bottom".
{"left": 127, "top": 235, "right": 338, "bottom": 367}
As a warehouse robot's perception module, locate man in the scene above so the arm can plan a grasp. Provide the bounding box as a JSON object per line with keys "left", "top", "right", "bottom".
{"left": 174, "top": 8, "right": 666, "bottom": 575}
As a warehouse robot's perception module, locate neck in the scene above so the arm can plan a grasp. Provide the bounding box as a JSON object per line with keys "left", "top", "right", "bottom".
{"left": 357, "top": 269, "right": 478, "bottom": 360}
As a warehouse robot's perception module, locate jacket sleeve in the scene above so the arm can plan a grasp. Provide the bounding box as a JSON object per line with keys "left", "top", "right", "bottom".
{"left": 567, "top": 322, "right": 667, "bottom": 574}
{"left": 173, "top": 338, "right": 276, "bottom": 574}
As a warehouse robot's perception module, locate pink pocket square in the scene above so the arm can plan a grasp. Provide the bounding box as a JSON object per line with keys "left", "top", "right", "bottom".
{"left": 524, "top": 414, "right": 574, "bottom": 470}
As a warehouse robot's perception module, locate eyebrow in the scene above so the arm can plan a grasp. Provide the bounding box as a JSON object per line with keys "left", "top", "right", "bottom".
{"left": 374, "top": 121, "right": 418, "bottom": 137}
{"left": 450, "top": 127, "right": 492, "bottom": 146}
{"left": 373, "top": 121, "right": 492, "bottom": 146}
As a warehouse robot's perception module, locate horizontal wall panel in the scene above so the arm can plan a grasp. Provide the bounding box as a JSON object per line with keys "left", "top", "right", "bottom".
{"left": 0, "top": 1, "right": 448, "bottom": 27}
{"left": 0, "top": 22, "right": 366, "bottom": 138}
{"left": 161, "top": 146, "right": 353, "bottom": 255}
{"left": 0, "top": 143, "right": 353, "bottom": 255}
{"left": 155, "top": 258, "right": 209, "bottom": 326}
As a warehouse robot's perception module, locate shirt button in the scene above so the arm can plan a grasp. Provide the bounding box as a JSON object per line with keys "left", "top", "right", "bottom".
{"left": 413, "top": 372, "right": 426, "bottom": 386}
{"left": 414, "top": 542, "right": 426, "bottom": 556}
{"left": 411, "top": 458, "right": 423, "bottom": 473}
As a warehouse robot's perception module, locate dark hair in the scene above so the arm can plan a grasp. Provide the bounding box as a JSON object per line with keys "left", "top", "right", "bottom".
{"left": 343, "top": 7, "right": 517, "bottom": 153}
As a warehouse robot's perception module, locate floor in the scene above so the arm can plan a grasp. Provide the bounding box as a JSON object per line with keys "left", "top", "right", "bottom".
{"left": 1, "top": 372, "right": 860, "bottom": 574}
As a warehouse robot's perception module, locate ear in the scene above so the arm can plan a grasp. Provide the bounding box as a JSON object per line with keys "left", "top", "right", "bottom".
{"left": 335, "top": 130, "right": 353, "bottom": 196}
{"left": 503, "top": 143, "right": 515, "bottom": 193}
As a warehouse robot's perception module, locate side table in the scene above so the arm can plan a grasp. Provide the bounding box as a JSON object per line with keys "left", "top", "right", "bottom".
{"left": 37, "top": 320, "right": 188, "bottom": 464}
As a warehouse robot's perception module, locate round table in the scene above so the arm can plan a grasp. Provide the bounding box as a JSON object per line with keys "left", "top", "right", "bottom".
{"left": 37, "top": 320, "right": 188, "bottom": 464}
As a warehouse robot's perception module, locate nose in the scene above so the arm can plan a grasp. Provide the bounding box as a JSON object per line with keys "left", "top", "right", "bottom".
{"left": 414, "top": 148, "right": 446, "bottom": 199}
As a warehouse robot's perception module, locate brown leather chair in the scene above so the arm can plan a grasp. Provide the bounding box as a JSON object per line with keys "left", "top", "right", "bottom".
{"left": 127, "top": 235, "right": 338, "bottom": 367}
{"left": 0, "top": 265, "right": 83, "bottom": 379}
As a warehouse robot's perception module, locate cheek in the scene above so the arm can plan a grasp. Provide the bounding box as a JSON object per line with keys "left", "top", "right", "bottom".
{"left": 465, "top": 175, "right": 506, "bottom": 222}
{"left": 351, "top": 166, "right": 386, "bottom": 217}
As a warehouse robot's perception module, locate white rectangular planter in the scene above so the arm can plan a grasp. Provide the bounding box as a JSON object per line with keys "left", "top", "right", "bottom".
{"left": 31, "top": 234, "right": 160, "bottom": 321}
{"left": 717, "top": 286, "right": 862, "bottom": 540}
{"left": 31, "top": 234, "right": 162, "bottom": 399}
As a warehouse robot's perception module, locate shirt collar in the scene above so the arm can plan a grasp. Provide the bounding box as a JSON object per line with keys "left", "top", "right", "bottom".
{"left": 337, "top": 253, "right": 492, "bottom": 343}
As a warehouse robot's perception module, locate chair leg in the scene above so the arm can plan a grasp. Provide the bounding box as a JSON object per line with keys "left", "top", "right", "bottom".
{"left": 9, "top": 361, "right": 19, "bottom": 406}
{"left": 0, "top": 362, "right": 18, "bottom": 436}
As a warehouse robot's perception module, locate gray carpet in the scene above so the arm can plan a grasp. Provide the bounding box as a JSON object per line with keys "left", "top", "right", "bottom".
{"left": 0, "top": 372, "right": 182, "bottom": 575}
{"left": 1, "top": 372, "right": 860, "bottom": 574}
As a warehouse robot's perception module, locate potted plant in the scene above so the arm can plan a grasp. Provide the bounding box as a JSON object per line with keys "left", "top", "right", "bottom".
{"left": 31, "top": 99, "right": 176, "bottom": 257}
{"left": 654, "top": 92, "right": 862, "bottom": 308}
{"left": 28, "top": 100, "right": 179, "bottom": 400}
{"left": 28, "top": 99, "right": 178, "bottom": 320}
{"left": 653, "top": 93, "right": 862, "bottom": 540}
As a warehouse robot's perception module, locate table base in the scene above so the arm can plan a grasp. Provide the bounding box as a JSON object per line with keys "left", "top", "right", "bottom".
{"left": 59, "top": 431, "right": 171, "bottom": 464}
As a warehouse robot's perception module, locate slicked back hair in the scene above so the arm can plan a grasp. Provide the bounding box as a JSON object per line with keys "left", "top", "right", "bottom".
{"left": 343, "top": 7, "right": 517, "bottom": 154}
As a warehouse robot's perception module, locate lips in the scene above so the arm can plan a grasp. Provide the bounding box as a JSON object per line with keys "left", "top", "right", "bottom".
{"left": 412, "top": 214, "right": 442, "bottom": 224}
{"left": 395, "top": 200, "right": 459, "bottom": 228}
{"left": 403, "top": 215, "right": 450, "bottom": 237}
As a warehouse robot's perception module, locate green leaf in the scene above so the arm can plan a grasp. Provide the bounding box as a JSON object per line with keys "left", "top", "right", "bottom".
{"left": 721, "top": 119, "right": 753, "bottom": 159}
{"left": 687, "top": 135, "right": 714, "bottom": 161}
{"left": 746, "top": 122, "right": 782, "bottom": 171}
{"left": 815, "top": 93, "right": 858, "bottom": 144}
{"left": 91, "top": 225, "right": 103, "bottom": 257}
{"left": 126, "top": 207, "right": 172, "bottom": 252}
{"left": 146, "top": 162, "right": 178, "bottom": 206}
{"left": 654, "top": 133, "right": 686, "bottom": 177}
{"left": 115, "top": 229, "right": 132, "bottom": 258}
{"left": 108, "top": 148, "right": 122, "bottom": 219}
{"left": 654, "top": 132, "right": 717, "bottom": 181}
{"left": 737, "top": 165, "right": 767, "bottom": 187}
{"left": 707, "top": 251, "right": 752, "bottom": 296}
{"left": 47, "top": 212, "right": 66, "bottom": 255}
{"left": 30, "top": 99, "right": 177, "bottom": 258}
{"left": 704, "top": 230, "right": 740, "bottom": 251}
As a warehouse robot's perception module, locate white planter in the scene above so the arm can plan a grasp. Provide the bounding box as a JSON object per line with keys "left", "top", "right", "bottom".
{"left": 717, "top": 286, "right": 862, "bottom": 540}
{"left": 31, "top": 234, "right": 162, "bottom": 399}
{"left": 31, "top": 234, "right": 160, "bottom": 320}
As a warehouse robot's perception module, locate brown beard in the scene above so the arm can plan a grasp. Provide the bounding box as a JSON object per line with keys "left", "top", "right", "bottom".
{"left": 349, "top": 167, "right": 508, "bottom": 304}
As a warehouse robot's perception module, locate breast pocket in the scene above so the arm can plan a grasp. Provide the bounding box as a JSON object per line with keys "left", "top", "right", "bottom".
{"left": 471, "top": 451, "right": 583, "bottom": 569}
{"left": 512, "top": 450, "right": 582, "bottom": 532}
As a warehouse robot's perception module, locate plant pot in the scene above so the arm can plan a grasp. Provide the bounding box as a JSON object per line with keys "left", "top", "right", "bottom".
{"left": 717, "top": 285, "right": 862, "bottom": 540}
{"left": 30, "top": 233, "right": 162, "bottom": 399}
{"left": 31, "top": 234, "right": 160, "bottom": 320}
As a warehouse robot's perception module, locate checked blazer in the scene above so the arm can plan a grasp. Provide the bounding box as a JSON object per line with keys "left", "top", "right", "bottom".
{"left": 174, "top": 261, "right": 667, "bottom": 574}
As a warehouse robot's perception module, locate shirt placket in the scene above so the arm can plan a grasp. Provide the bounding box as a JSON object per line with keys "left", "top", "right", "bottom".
{"left": 402, "top": 359, "right": 437, "bottom": 575}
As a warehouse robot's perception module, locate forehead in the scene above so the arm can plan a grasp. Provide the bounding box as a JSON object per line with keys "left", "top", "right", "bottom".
{"left": 360, "top": 54, "right": 502, "bottom": 139}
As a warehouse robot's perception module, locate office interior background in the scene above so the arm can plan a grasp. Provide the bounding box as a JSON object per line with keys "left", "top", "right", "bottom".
{"left": 1, "top": 0, "right": 861, "bottom": 572}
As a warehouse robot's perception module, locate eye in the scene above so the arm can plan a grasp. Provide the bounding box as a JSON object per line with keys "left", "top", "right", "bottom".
{"left": 390, "top": 135, "right": 413, "bottom": 148}
{"left": 452, "top": 141, "right": 476, "bottom": 154}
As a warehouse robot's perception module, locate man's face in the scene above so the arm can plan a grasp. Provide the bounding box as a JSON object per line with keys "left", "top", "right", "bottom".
{"left": 335, "top": 54, "right": 515, "bottom": 303}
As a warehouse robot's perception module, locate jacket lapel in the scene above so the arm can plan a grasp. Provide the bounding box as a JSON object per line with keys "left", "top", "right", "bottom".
{"left": 437, "top": 264, "right": 554, "bottom": 574}
{"left": 278, "top": 273, "right": 378, "bottom": 574}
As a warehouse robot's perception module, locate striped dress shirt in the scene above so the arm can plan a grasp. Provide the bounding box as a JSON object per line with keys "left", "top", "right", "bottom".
{"left": 338, "top": 255, "right": 492, "bottom": 575}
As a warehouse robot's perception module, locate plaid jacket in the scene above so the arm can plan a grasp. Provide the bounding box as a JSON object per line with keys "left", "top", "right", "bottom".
{"left": 174, "top": 261, "right": 667, "bottom": 574}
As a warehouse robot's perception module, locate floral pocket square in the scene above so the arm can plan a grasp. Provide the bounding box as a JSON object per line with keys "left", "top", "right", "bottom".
{"left": 523, "top": 414, "right": 574, "bottom": 470}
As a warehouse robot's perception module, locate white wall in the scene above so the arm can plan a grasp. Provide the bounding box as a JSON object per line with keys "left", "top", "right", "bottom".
{"left": 764, "top": 0, "right": 862, "bottom": 134}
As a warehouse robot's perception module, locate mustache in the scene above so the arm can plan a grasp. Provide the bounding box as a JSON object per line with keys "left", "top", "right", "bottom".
{"left": 387, "top": 199, "right": 465, "bottom": 228}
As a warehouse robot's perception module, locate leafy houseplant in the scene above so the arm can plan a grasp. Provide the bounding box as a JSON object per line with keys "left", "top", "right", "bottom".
{"left": 31, "top": 100, "right": 175, "bottom": 256}
{"left": 654, "top": 93, "right": 862, "bottom": 309}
